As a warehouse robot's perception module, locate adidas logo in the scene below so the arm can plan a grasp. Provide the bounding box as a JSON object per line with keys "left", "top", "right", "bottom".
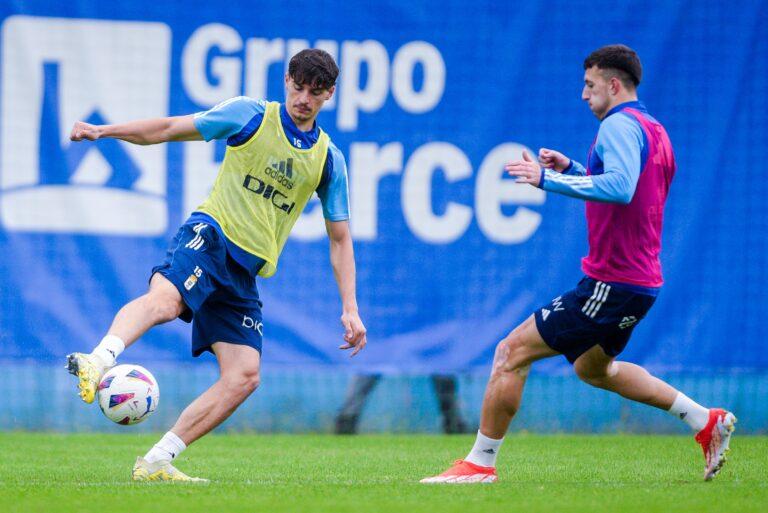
{"left": 264, "top": 158, "right": 295, "bottom": 189}
{"left": 270, "top": 158, "right": 293, "bottom": 178}
{"left": 541, "top": 308, "right": 551, "bottom": 321}
{"left": 185, "top": 223, "right": 207, "bottom": 250}
{"left": 679, "top": 412, "right": 687, "bottom": 420}
{"left": 482, "top": 449, "right": 495, "bottom": 454}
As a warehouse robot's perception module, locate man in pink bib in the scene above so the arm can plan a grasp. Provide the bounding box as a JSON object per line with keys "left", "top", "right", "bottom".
{"left": 422, "top": 45, "right": 735, "bottom": 484}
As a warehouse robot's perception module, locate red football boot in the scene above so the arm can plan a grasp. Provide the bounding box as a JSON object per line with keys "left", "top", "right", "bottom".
{"left": 694, "top": 408, "right": 737, "bottom": 481}
{"left": 420, "top": 460, "right": 498, "bottom": 484}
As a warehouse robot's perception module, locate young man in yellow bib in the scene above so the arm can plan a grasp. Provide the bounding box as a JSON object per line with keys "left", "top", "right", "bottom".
{"left": 65, "top": 49, "right": 367, "bottom": 482}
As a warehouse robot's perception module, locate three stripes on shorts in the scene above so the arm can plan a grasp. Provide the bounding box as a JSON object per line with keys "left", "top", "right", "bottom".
{"left": 185, "top": 223, "right": 207, "bottom": 251}
{"left": 582, "top": 280, "right": 611, "bottom": 318}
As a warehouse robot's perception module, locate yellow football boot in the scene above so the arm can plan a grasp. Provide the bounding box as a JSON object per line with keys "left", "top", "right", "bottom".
{"left": 65, "top": 352, "right": 109, "bottom": 404}
{"left": 131, "top": 457, "right": 209, "bottom": 483}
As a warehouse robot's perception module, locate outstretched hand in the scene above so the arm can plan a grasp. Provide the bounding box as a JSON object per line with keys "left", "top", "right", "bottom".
{"left": 338, "top": 310, "right": 367, "bottom": 357}
{"left": 505, "top": 151, "right": 542, "bottom": 186}
{"left": 70, "top": 121, "right": 102, "bottom": 142}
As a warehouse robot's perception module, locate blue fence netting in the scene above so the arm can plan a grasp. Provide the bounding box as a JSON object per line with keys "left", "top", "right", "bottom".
{"left": 1, "top": 1, "right": 766, "bottom": 432}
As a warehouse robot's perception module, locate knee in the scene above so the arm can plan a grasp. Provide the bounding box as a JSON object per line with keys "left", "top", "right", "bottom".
{"left": 241, "top": 368, "right": 261, "bottom": 393}
{"left": 142, "top": 292, "right": 184, "bottom": 324}
{"left": 490, "top": 334, "right": 532, "bottom": 378}
{"left": 224, "top": 367, "right": 261, "bottom": 397}
{"left": 574, "top": 360, "right": 609, "bottom": 388}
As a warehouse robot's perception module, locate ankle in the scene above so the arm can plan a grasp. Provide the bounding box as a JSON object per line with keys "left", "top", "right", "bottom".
{"left": 465, "top": 430, "right": 503, "bottom": 467}
{"left": 91, "top": 335, "right": 125, "bottom": 367}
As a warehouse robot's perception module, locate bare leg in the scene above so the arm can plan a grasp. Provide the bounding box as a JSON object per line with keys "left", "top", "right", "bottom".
{"left": 170, "top": 342, "right": 261, "bottom": 445}
{"left": 107, "top": 273, "right": 186, "bottom": 348}
{"left": 69, "top": 274, "right": 187, "bottom": 404}
{"left": 419, "top": 316, "right": 560, "bottom": 478}
{"left": 573, "top": 345, "right": 677, "bottom": 409}
{"left": 479, "top": 315, "right": 559, "bottom": 438}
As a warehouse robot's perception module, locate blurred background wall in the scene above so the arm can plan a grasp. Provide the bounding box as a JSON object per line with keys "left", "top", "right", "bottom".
{"left": 1, "top": 0, "right": 766, "bottom": 433}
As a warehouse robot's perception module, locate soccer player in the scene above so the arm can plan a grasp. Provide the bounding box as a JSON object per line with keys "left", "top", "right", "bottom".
{"left": 66, "top": 49, "right": 367, "bottom": 482}
{"left": 422, "top": 45, "right": 735, "bottom": 484}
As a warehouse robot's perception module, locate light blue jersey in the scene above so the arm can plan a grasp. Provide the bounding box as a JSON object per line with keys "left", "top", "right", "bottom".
{"left": 193, "top": 96, "right": 350, "bottom": 221}
{"left": 540, "top": 101, "right": 648, "bottom": 204}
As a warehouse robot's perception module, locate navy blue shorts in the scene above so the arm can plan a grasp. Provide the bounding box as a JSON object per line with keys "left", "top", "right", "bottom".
{"left": 151, "top": 221, "right": 264, "bottom": 357}
{"left": 534, "top": 276, "right": 657, "bottom": 364}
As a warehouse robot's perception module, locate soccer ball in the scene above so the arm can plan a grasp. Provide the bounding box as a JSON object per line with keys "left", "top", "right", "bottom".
{"left": 97, "top": 364, "right": 160, "bottom": 425}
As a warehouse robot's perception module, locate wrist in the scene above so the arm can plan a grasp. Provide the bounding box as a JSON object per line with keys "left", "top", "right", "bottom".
{"left": 94, "top": 125, "right": 110, "bottom": 139}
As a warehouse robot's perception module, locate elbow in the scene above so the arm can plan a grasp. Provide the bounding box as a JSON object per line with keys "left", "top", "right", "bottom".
{"left": 149, "top": 120, "right": 178, "bottom": 145}
{"left": 617, "top": 192, "right": 633, "bottom": 205}
{"left": 611, "top": 175, "right": 635, "bottom": 204}
{"left": 133, "top": 133, "right": 162, "bottom": 146}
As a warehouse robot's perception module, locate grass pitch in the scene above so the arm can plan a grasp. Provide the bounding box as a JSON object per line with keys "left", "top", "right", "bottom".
{"left": 0, "top": 433, "right": 765, "bottom": 513}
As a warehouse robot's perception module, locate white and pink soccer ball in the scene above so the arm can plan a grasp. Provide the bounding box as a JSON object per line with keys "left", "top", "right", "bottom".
{"left": 97, "top": 364, "right": 160, "bottom": 425}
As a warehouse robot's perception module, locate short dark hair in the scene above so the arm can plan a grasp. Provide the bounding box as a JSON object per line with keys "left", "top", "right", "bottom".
{"left": 288, "top": 49, "right": 339, "bottom": 90}
{"left": 583, "top": 44, "right": 642, "bottom": 89}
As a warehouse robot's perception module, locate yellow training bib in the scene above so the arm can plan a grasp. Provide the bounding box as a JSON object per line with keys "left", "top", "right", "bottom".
{"left": 196, "top": 101, "right": 329, "bottom": 277}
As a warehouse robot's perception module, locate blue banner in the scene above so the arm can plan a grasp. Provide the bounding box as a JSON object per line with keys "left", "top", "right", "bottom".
{"left": 1, "top": 1, "right": 765, "bottom": 373}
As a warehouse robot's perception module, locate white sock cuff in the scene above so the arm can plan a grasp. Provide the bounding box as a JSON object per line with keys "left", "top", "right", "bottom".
{"left": 669, "top": 392, "right": 686, "bottom": 412}
{"left": 164, "top": 431, "right": 187, "bottom": 451}
{"left": 668, "top": 392, "right": 710, "bottom": 431}
{"left": 465, "top": 430, "right": 505, "bottom": 467}
{"left": 92, "top": 335, "right": 125, "bottom": 366}
{"left": 100, "top": 334, "right": 126, "bottom": 352}
{"left": 476, "top": 430, "right": 504, "bottom": 445}
{"left": 144, "top": 431, "right": 187, "bottom": 464}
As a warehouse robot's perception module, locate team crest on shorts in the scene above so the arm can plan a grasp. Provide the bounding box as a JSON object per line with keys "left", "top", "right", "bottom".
{"left": 184, "top": 266, "right": 203, "bottom": 290}
{"left": 619, "top": 316, "right": 638, "bottom": 329}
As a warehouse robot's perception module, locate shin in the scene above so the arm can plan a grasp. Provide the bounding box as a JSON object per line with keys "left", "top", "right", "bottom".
{"left": 574, "top": 346, "right": 677, "bottom": 409}
{"left": 479, "top": 316, "right": 557, "bottom": 439}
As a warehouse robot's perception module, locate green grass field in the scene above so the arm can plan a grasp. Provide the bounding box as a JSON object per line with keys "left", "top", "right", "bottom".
{"left": 0, "top": 433, "right": 765, "bottom": 513}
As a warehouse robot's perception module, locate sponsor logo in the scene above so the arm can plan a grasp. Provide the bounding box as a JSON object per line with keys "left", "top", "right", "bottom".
{"left": 618, "top": 316, "right": 638, "bottom": 330}
{"left": 552, "top": 296, "right": 564, "bottom": 311}
{"left": 243, "top": 174, "right": 296, "bottom": 214}
{"left": 264, "top": 157, "right": 296, "bottom": 189}
{"left": 0, "top": 16, "right": 171, "bottom": 235}
{"left": 242, "top": 315, "right": 264, "bottom": 336}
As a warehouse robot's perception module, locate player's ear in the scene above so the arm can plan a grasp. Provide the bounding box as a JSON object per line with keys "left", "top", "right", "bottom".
{"left": 610, "top": 76, "right": 621, "bottom": 96}
{"left": 284, "top": 73, "right": 291, "bottom": 87}
{"left": 325, "top": 85, "right": 336, "bottom": 101}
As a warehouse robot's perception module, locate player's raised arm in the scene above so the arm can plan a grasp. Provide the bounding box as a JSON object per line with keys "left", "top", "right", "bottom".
{"left": 508, "top": 118, "right": 642, "bottom": 205}
{"left": 69, "top": 115, "right": 202, "bottom": 145}
{"left": 326, "top": 219, "right": 367, "bottom": 356}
